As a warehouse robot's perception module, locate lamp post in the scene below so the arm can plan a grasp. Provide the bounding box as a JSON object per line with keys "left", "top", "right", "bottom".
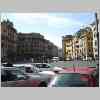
{"left": 95, "top": 12, "right": 99, "bottom": 61}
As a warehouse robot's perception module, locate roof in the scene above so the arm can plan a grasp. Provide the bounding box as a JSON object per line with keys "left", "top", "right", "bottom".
{"left": 13, "top": 64, "right": 34, "bottom": 67}
{"left": 60, "top": 67, "right": 96, "bottom": 74}
{"left": 1, "top": 67, "right": 21, "bottom": 70}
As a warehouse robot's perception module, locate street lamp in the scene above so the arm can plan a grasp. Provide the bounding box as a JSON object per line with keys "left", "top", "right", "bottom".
{"left": 95, "top": 12, "right": 99, "bottom": 61}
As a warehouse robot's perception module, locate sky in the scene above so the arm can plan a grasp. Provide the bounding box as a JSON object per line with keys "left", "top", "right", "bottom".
{"left": 1, "top": 12, "right": 95, "bottom": 48}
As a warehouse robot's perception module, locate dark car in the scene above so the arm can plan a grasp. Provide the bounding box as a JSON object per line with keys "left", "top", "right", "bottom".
{"left": 91, "top": 68, "right": 99, "bottom": 87}
{"left": 1, "top": 67, "right": 29, "bottom": 87}
{"left": 48, "top": 73, "right": 89, "bottom": 87}
{"left": 1, "top": 67, "right": 52, "bottom": 87}
{"left": 62, "top": 67, "right": 97, "bottom": 87}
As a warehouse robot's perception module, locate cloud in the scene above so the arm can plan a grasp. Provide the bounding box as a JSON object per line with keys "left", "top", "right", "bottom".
{"left": 1, "top": 13, "right": 92, "bottom": 48}
{"left": 2, "top": 13, "right": 83, "bottom": 29}
{"left": 47, "top": 15, "right": 83, "bottom": 29}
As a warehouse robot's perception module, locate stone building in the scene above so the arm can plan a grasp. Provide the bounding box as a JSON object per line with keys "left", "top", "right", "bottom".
{"left": 1, "top": 20, "right": 17, "bottom": 62}
{"left": 17, "top": 33, "right": 58, "bottom": 63}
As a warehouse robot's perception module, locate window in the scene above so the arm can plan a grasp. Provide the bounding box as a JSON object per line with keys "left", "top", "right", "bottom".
{"left": 76, "top": 45, "right": 79, "bottom": 48}
{"left": 94, "top": 34, "right": 95, "bottom": 37}
{"left": 53, "top": 73, "right": 87, "bottom": 87}
{"left": 76, "top": 41, "right": 78, "bottom": 43}
{"left": 3, "top": 29, "right": 6, "bottom": 32}
{"left": 95, "top": 49, "right": 97, "bottom": 52}
{"left": 94, "top": 27, "right": 96, "bottom": 31}
{"left": 95, "top": 41, "right": 97, "bottom": 46}
{"left": 25, "top": 67, "right": 33, "bottom": 73}
{"left": 89, "top": 49, "right": 91, "bottom": 52}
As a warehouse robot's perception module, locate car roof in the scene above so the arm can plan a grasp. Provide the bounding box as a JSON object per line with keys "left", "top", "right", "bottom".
{"left": 1, "top": 67, "right": 20, "bottom": 70}
{"left": 33, "top": 63, "right": 49, "bottom": 64}
{"left": 60, "top": 67, "right": 96, "bottom": 74}
{"left": 13, "top": 64, "right": 34, "bottom": 67}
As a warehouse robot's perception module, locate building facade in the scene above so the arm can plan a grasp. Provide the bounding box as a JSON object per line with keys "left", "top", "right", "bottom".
{"left": 79, "top": 27, "right": 94, "bottom": 60}
{"left": 62, "top": 35, "right": 73, "bottom": 60}
{"left": 17, "top": 33, "right": 58, "bottom": 63}
{"left": 90, "top": 22, "right": 98, "bottom": 60}
{"left": 89, "top": 13, "right": 99, "bottom": 60}
{"left": 62, "top": 27, "right": 94, "bottom": 61}
{"left": 72, "top": 36, "right": 80, "bottom": 60}
{"left": 1, "top": 20, "right": 17, "bottom": 63}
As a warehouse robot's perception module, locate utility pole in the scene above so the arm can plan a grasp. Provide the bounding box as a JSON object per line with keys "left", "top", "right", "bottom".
{"left": 95, "top": 12, "right": 99, "bottom": 61}
{"left": 95, "top": 12, "right": 99, "bottom": 72}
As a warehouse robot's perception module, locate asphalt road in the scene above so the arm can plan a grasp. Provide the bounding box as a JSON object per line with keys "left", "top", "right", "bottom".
{"left": 50, "top": 60, "right": 99, "bottom": 68}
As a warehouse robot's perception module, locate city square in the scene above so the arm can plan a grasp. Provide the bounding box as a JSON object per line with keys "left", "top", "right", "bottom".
{"left": 1, "top": 12, "right": 99, "bottom": 87}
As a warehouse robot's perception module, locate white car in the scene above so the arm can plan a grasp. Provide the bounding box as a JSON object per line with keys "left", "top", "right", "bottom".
{"left": 13, "top": 64, "right": 40, "bottom": 74}
{"left": 39, "top": 71, "right": 56, "bottom": 76}
{"left": 33, "top": 63, "right": 53, "bottom": 71}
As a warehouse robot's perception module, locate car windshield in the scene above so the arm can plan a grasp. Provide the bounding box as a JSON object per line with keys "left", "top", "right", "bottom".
{"left": 52, "top": 73, "right": 88, "bottom": 87}
{"left": 25, "top": 67, "right": 33, "bottom": 73}
{"left": 36, "top": 64, "right": 50, "bottom": 68}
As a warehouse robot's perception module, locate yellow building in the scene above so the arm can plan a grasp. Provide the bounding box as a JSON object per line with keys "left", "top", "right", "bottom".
{"left": 79, "top": 27, "right": 93, "bottom": 60}
{"left": 90, "top": 21, "right": 99, "bottom": 60}
{"left": 62, "top": 35, "right": 73, "bottom": 60}
{"left": 72, "top": 36, "right": 80, "bottom": 60}
{"left": 62, "top": 27, "right": 94, "bottom": 61}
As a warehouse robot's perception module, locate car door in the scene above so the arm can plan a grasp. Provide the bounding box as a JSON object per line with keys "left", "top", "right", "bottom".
{"left": 1, "top": 70, "right": 18, "bottom": 87}
{"left": 15, "top": 74, "right": 29, "bottom": 87}
{"left": 23, "top": 74, "right": 42, "bottom": 87}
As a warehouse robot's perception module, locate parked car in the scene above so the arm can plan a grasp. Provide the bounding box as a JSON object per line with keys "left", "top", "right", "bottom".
{"left": 51, "top": 57, "right": 59, "bottom": 62}
{"left": 91, "top": 67, "right": 99, "bottom": 86}
{"left": 1, "top": 67, "right": 53, "bottom": 87}
{"left": 61, "top": 67, "right": 97, "bottom": 87}
{"left": 39, "top": 71, "right": 56, "bottom": 76}
{"left": 33, "top": 63, "right": 53, "bottom": 71}
{"left": 13, "top": 64, "right": 40, "bottom": 74}
{"left": 2, "top": 62, "right": 13, "bottom": 67}
{"left": 52, "top": 67, "right": 64, "bottom": 73}
{"left": 48, "top": 72, "right": 89, "bottom": 87}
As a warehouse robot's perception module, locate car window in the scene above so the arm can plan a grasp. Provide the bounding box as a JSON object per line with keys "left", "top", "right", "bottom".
{"left": 35, "top": 64, "right": 42, "bottom": 68}
{"left": 42, "top": 64, "right": 50, "bottom": 68}
{"left": 36, "top": 64, "right": 50, "bottom": 68}
{"left": 54, "top": 73, "right": 87, "bottom": 87}
{"left": 25, "top": 67, "right": 33, "bottom": 73}
{"left": 10, "top": 70, "right": 27, "bottom": 80}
